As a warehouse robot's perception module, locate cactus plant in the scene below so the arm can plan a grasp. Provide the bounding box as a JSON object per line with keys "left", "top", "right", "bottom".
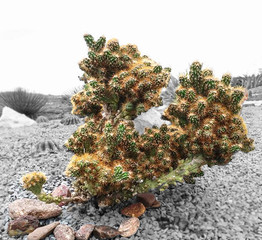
{"left": 35, "top": 139, "right": 60, "bottom": 153}
{"left": 22, "top": 172, "right": 87, "bottom": 204}
{"left": 36, "top": 115, "right": 49, "bottom": 123}
{"left": 64, "top": 36, "right": 254, "bottom": 206}
{"left": 22, "top": 172, "right": 47, "bottom": 195}
{"left": 65, "top": 34, "right": 171, "bottom": 204}
{"left": 60, "top": 115, "right": 81, "bottom": 125}
{"left": 164, "top": 62, "right": 254, "bottom": 164}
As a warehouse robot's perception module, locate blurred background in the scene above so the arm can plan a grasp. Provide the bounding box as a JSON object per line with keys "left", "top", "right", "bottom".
{"left": 1, "top": 0, "right": 262, "bottom": 119}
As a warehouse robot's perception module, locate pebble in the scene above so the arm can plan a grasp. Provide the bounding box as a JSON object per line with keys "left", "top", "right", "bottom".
{"left": 136, "top": 192, "right": 156, "bottom": 208}
{"left": 121, "top": 202, "right": 146, "bottom": 218}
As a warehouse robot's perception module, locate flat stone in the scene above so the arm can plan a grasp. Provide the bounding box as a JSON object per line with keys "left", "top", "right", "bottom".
{"left": 75, "top": 224, "right": 95, "bottom": 240}
{"left": 54, "top": 224, "right": 75, "bottom": 240}
{"left": 118, "top": 217, "right": 140, "bottom": 237}
{"left": 93, "top": 226, "right": 120, "bottom": 239}
{"left": 9, "top": 199, "right": 62, "bottom": 220}
{"left": 28, "top": 222, "right": 60, "bottom": 240}
{"left": 8, "top": 215, "right": 39, "bottom": 236}
{"left": 136, "top": 192, "right": 156, "bottom": 208}
{"left": 121, "top": 202, "right": 146, "bottom": 218}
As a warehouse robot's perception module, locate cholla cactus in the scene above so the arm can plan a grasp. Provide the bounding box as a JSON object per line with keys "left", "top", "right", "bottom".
{"left": 164, "top": 61, "right": 254, "bottom": 165}
{"left": 60, "top": 115, "right": 81, "bottom": 125}
{"left": 65, "top": 35, "right": 254, "bottom": 205}
{"left": 22, "top": 172, "right": 47, "bottom": 195}
{"left": 22, "top": 172, "right": 63, "bottom": 204}
{"left": 71, "top": 34, "right": 170, "bottom": 120}
{"left": 21, "top": 172, "right": 85, "bottom": 204}
{"left": 65, "top": 35, "right": 171, "bottom": 204}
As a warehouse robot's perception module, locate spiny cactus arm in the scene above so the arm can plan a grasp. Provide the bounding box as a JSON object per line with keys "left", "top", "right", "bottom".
{"left": 74, "top": 34, "right": 171, "bottom": 119}
{"left": 65, "top": 152, "right": 135, "bottom": 197}
{"left": 189, "top": 61, "right": 203, "bottom": 94}
{"left": 66, "top": 121, "right": 179, "bottom": 202}
{"left": 37, "top": 193, "right": 89, "bottom": 204}
{"left": 79, "top": 35, "right": 132, "bottom": 82}
{"left": 163, "top": 61, "right": 255, "bottom": 164}
{"left": 22, "top": 172, "right": 47, "bottom": 195}
{"left": 37, "top": 194, "right": 63, "bottom": 204}
{"left": 21, "top": 172, "right": 69, "bottom": 205}
{"left": 65, "top": 119, "right": 102, "bottom": 155}
{"left": 71, "top": 89, "right": 103, "bottom": 116}
{"left": 133, "top": 155, "right": 207, "bottom": 193}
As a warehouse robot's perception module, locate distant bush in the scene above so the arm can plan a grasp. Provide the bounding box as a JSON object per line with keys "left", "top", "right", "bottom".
{"left": 0, "top": 88, "right": 47, "bottom": 119}
{"left": 231, "top": 74, "right": 262, "bottom": 89}
{"left": 248, "top": 90, "right": 253, "bottom": 98}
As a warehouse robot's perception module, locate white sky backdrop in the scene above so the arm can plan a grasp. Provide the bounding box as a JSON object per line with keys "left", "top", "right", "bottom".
{"left": 0, "top": 0, "right": 262, "bottom": 95}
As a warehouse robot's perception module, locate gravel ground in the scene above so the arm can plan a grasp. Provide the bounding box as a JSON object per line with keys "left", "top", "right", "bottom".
{"left": 0, "top": 106, "right": 262, "bottom": 240}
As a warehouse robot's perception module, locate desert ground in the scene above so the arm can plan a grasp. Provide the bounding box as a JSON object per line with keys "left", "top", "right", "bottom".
{"left": 0, "top": 104, "right": 261, "bottom": 240}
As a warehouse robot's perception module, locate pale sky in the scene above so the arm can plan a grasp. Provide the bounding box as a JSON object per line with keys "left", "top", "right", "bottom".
{"left": 0, "top": 0, "right": 262, "bottom": 95}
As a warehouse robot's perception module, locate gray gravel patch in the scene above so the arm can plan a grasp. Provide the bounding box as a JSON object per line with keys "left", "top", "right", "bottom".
{"left": 0, "top": 107, "right": 262, "bottom": 240}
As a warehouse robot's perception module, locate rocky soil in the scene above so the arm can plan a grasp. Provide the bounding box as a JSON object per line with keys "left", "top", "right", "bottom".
{"left": 0, "top": 106, "right": 262, "bottom": 240}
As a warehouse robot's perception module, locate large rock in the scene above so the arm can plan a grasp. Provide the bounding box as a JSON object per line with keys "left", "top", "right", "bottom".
{"left": 28, "top": 222, "right": 60, "bottom": 240}
{"left": 54, "top": 224, "right": 75, "bottom": 240}
{"left": 134, "top": 75, "right": 178, "bottom": 134}
{"left": 0, "top": 106, "right": 36, "bottom": 128}
{"left": 8, "top": 215, "right": 39, "bottom": 236}
{"left": 9, "top": 199, "right": 62, "bottom": 220}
